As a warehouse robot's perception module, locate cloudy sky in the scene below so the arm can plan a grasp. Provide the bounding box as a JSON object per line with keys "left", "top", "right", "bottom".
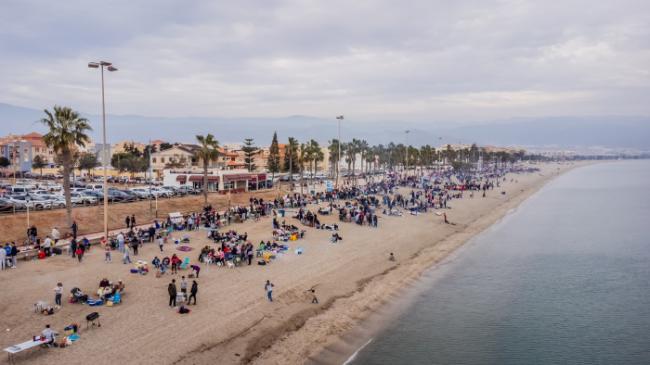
{"left": 1, "top": 0, "right": 648, "bottom": 122}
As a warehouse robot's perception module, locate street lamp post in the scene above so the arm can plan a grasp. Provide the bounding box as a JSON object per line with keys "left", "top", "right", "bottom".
{"left": 88, "top": 61, "right": 118, "bottom": 241}
{"left": 336, "top": 115, "right": 344, "bottom": 190}
{"left": 405, "top": 130, "right": 410, "bottom": 175}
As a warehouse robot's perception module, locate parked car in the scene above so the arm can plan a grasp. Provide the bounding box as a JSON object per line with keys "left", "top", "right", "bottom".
{"left": 177, "top": 186, "right": 200, "bottom": 195}
{"left": 86, "top": 184, "right": 104, "bottom": 191}
{"left": 39, "top": 194, "right": 66, "bottom": 209}
{"left": 129, "top": 188, "right": 153, "bottom": 199}
{"left": 149, "top": 187, "right": 171, "bottom": 198}
{"left": 0, "top": 197, "right": 15, "bottom": 212}
{"left": 71, "top": 192, "right": 98, "bottom": 205}
{"left": 160, "top": 186, "right": 177, "bottom": 196}
{"left": 27, "top": 193, "right": 60, "bottom": 209}
{"left": 9, "top": 186, "right": 31, "bottom": 195}
{"left": 8, "top": 195, "right": 51, "bottom": 210}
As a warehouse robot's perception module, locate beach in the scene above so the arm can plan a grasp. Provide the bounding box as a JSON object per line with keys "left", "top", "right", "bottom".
{"left": 0, "top": 162, "right": 576, "bottom": 365}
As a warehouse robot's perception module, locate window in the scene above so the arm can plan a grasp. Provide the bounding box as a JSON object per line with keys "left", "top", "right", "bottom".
{"left": 161, "top": 157, "right": 165, "bottom": 163}
{"left": 152, "top": 158, "right": 157, "bottom": 163}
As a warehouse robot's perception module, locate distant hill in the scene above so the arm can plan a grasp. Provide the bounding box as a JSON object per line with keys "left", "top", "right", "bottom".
{"left": 1, "top": 103, "right": 648, "bottom": 149}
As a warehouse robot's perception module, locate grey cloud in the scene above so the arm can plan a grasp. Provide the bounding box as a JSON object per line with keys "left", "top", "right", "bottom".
{"left": 0, "top": 0, "right": 648, "bottom": 121}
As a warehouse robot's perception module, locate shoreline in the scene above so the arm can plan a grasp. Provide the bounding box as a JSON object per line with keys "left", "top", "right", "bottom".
{"left": 0, "top": 162, "right": 586, "bottom": 365}
{"left": 249, "top": 162, "right": 587, "bottom": 365}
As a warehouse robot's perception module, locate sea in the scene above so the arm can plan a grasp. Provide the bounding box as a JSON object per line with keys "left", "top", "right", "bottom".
{"left": 349, "top": 160, "right": 650, "bottom": 365}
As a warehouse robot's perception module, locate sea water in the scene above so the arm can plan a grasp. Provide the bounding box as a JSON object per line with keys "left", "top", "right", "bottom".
{"left": 351, "top": 160, "right": 650, "bottom": 365}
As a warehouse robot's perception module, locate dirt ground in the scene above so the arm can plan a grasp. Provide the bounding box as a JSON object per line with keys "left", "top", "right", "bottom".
{"left": 0, "top": 189, "right": 286, "bottom": 244}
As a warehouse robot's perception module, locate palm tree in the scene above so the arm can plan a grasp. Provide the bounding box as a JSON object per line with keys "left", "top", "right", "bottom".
{"left": 357, "top": 140, "right": 369, "bottom": 175}
{"left": 195, "top": 134, "right": 220, "bottom": 205}
{"left": 285, "top": 137, "right": 299, "bottom": 186}
{"left": 41, "top": 106, "right": 92, "bottom": 228}
{"left": 328, "top": 139, "right": 341, "bottom": 181}
{"left": 306, "top": 140, "right": 323, "bottom": 188}
{"left": 299, "top": 143, "right": 311, "bottom": 194}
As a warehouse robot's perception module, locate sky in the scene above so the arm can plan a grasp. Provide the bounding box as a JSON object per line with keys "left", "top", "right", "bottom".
{"left": 1, "top": 0, "right": 649, "bottom": 123}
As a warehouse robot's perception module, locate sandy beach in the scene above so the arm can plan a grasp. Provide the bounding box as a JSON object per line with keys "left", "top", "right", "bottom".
{"left": 0, "top": 162, "right": 577, "bottom": 365}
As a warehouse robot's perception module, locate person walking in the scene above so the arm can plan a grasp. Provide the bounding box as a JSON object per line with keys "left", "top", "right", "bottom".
{"left": 0, "top": 246, "right": 6, "bottom": 271}
{"left": 117, "top": 232, "right": 125, "bottom": 253}
{"left": 54, "top": 282, "right": 63, "bottom": 307}
{"left": 75, "top": 245, "right": 84, "bottom": 263}
{"left": 188, "top": 280, "right": 198, "bottom": 305}
{"left": 70, "top": 238, "right": 77, "bottom": 259}
{"left": 71, "top": 221, "right": 78, "bottom": 240}
{"left": 123, "top": 245, "right": 132, "bottom": 264}
{"left": 168, "top": 279, "right": 177, "bottom": 307}
{"left": 265, "top": 280, "right": 274, "bottom": 302}
{"left": 10, "top": 243, "right": 18, "bottom": 269}
{"left": 157, "top": 235, "right": 164, "bottom": 252}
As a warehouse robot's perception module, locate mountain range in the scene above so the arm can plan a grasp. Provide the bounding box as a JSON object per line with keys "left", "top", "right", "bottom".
{"left": 1, "top": 102, "right": 649, "bottom": 150}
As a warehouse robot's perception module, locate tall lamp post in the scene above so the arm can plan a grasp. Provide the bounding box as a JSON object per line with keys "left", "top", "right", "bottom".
{"left": 335, "top": 115, "right": 344, "bottom": 190}
{"left": 405, "top": 129, "right": 410, "bottom": 174}
{"left": 88, "top": 61, "right": 118, "bottom": 241}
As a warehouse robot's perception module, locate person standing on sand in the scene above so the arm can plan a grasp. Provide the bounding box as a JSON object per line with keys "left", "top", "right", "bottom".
{"left": 168, "top": 279, "right": 177, "bottom": 307}
{"left": 0, "top": 245, "right": 5, "bottom": 270}
{"left": 76, "top": 245, "right": 84, "bottom": 262}
{"left": 117, "top": 232, "right": 125, "bottom": 253}
{"left": 10, "top": 243, "right": 18, "bottom": 268}
{"left": 157, "top": 235, "right": 164, "bottom": 252}
{"left": 188, "top": 280, "right": 198, "bottom": 305}
{"left": 54, "top": 282, "right": 63, "bottom": 306}
{"left": 70, "top": 238, "right": 77, "bottom": 259}
{"left": 71, "top": 221, "right": 78, "bottom": 240}
{"left": 51, "top": 227, "right": 60, "bottom": 244}
{"left": 105, "top": 243, "right": 112, "bottom": 263}
{"left": 125, "top": 215, "right": 131, "bottom": 229}
{"left": 265, "top": 280, "right": 274, "bottom": 302}
{"left": 131, "top": 214, "right": 136, "bottom": 228}
{"left": 123, "top": 245, "right": 132, "bottom": 264}
{"left": 180, "top": 276, "right": 188, "bottom": 296}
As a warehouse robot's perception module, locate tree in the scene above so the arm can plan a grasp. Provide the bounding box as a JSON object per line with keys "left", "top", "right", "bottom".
{"left": 328, "top": 139, "right": 341, "bottom": 183}
{"left": 41, "top": 106, "right": 92, "bottom": 228}
{"left": 357, "top": 139, "right": 369, "bottom": 175}
{"left": 267, "top": 132, "right": 281, "bottom": 184}
{"left": 159, "top": 142, "right": 173, "bottom": 150}
{"left": 283, "top": 137, "right": 300, "bottom": 181}
{"left": 307, "top": 140, "right": 324, "bottom": 187}
{"left": 241, "top": 138, "right": 259, "bottom": 172}
{"left": 78, "top": 152, "right": 99, "bottom": 177}
{"left": 299, "top": 142, "right": 311, "bottom": 194}
{"left": 195, "top": 134, "right": 220, "bottom": 205}
{"left": 111, "top": 152, "right": 147, "bottom": 176}
{"left": 32, "top": 155, "right": 47, "bottom": 176}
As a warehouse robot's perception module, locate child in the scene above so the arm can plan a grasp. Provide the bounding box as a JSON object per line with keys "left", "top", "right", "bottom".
{"left": 105, "top": 245, "right": 112, "bottom": 262}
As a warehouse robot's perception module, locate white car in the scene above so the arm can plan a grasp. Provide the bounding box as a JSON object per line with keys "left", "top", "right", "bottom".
{"left": 129, "top": 188, "right": 153, "bottom": 199}
{"left": 150, "top": 187, "right": 170, "bottom": 198}
{"left": 69, "top": 192, "right": 97, "bottom": 205}
{"left": 9, "top": 195, "right": 51, "bottom": 210}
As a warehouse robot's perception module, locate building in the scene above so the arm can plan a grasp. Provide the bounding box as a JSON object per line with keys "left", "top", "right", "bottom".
{"left": 162, "top": 168, "right": 268, "bottom": 192}
{"left": 0, "top": 132, "right": 57, "bottom": 172}
{"left": 150, "top": 144, "right": 198, "bottom": 175}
